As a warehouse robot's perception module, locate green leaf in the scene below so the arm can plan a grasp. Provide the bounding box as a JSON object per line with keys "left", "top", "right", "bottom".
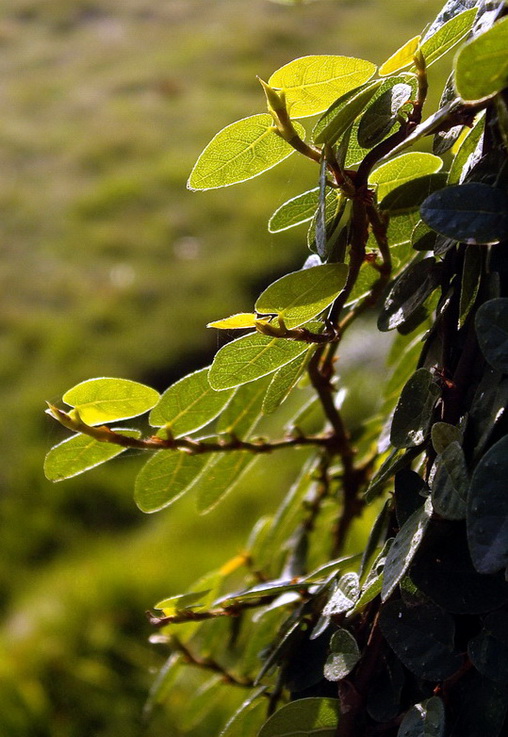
{"left": 134, "top": 450, "right": 208, "bottom": 513}
{"left": 420, "top": 183, "right": 508, "bottom": 245}
{"left": 381, "top": 498, "right": 432, "bottom": 601}
{"left": 467, "top": 435, "right": 508, "bottom": 574}
{"left": 208, "top": 332, "right": 311, "bottom": 390}
{"left": 217, "top": 377, "right": 269, "bottom": 438}
{"left": 154, "top": 590, "right": 210, "bottom": 612}
{"left": 187, "top": 114, "right": 305, "bottom": 190}
{"left": 62, "top": 377, "right": 160, "bottom": 425}
{"left": 475, "top": 298, "right": 508, "bottom": 372}
{"left": 454, "top": 16, "right": 508, "bottom": 102}
{"left": 370, "top": 153, "right": 443, "bottom": 202}
{"left": 268, "top": 55, "right": 376, "bottom": 118}
{"left": 398, "top": 696, "right": 445, "bottom": 737}
{"left": 194, "top": 452, "right": 256, "bottom": 513}
{"left": 420, "top": 7, "right": 477, "bottom": 66}
{"left": 447, "top": 112, "right": 485, "bottom": 184}
{"left": 365, "top": 447, "right": 422, "bottom": 503}
{"left": 312, "top": 80, "right": 382, "bottom": 145}
{"left": 357, "top": 83, "right": 413, "bottom": 148}
{"left": 468, "top": 611, "right": 508, "bottom": 685}
{"left": 180, "top": 676, "right": 225, "bottom": 732}
{"left": 378, "top": 258, "right": 442, "bottom": 332}
{"left": 149, "top": 367, "right": 234, "bottom": 436}
{"left": 219, "top": 689, "right": 267, "bottom": 737}
{"left": 380, "top": 174, "right": 448, "bottom": 215}
{"left": 431, "top": 441, "right": 468, "bottom": 520}
{"left": 324, "top": 629, "right": 360, "bottom": 682}
{"left": 469, "top": 369, "right": 508, "bottom": 459}
{"left": 44, "top": 428, "right": 141, "bottom": 481}
{"left": 431, "top": 422, "right": 462, "bottom": 455}
{"left": 255, "top": 264, "right": 348, "bottom": 329}
{"left": 143, "top": 652, "right": 184, "bottom": 719}
{"left": 459, "top": 246, "right": 482, "bottom": 328}
{"left": 379, "top": 36, "right": 420, "bottom": 76}
{"left": 448, "top": 670, "right": 508, "bottom": 737}
{"left": 390, "top": 369, "right": 441, "bottom": 449}
{"left": 379, "top": 599, "right": 462, "bottom": 680}
{"left": 367, "top": 651, "right": 405, "bottom": 723}
{"left": 263, "top": 347, "right": 315, "bottom": 415}
{"left": 258, "top": 697, "right": 340, "bottom": 737}
{"left": 268, "top": 188, "right": 319, "bottom": 233}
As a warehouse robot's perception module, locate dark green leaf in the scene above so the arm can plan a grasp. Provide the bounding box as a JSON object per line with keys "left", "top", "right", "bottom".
{"left": 365, "top": 447, "right": 422, "bottom": 503}
{"left": 468, "top": 611, "right": 508, "bottom": 685}
{"left": 398, "top": 697, "right": 445, "bottom": 737}
{"left": 431, "top": 441, "right": 468, "bottom": 520}
{"left": 381, "top": 499, "right": 432, "bottom": 601}
{"left": 257, "top": 697, "right": 340, "bottom": 737}
{"left": 390, "top": 369, "right": 441, "bottom": 449}
{"left": 475, "top": 298, "right": 508, "bottom": 372}
{"left": 411, "top": 220, "right": 437, "bottom": 252}
{"left": 454, "top": 16, "right": 508, "bottom": 102}
{"left": 379, "top": 599, "right": 462, "bottom": 680}
{"left": 395, "top": 469, "right": 428, "bottom": 527}
{"left": 378, "top": 258, "right": 442, "bottom": 332}
{"left": 411, "top": 520, "right": 508, "bottom": 614}
{"left": 380, "top": 174, "right": 448, "bottom": 215}
{"left": 367, "top": 652, "right": 405, "bottom": 723}
{"left": 323, "top": 573, "right": 360, "bottom": 616}
{"left": 357, "top": 83, "right": 413, "bottom": 148}
{"left": 149, "top": 367, "right": 234, "bottom": 436}
{"left": 467, "top": 435, "right": 508, "bottom": 574}
{"left": 431, "top": 422, "right": 462, "bottom": 455}
{"left": 324, "top": 629, "right": 360, "bottom": 682}
{"left": 469, "top": 369, "right": 508, "bottom": 459}
{"left": 433, "top": 75, "right": 464, "bottom": 155}
{"left": 313, "top": 80, "right": 382, "bottom": 145}
{"left": 420, "top": 183, "right": 508, "bottom": 245}
{"left": 447, "top": 112, "right": 485, "bottom": 185}
{"left": 448, "top": 670, "right": 508, "bottom": 737}
{"left": 44, "top": 428, "right": 140, "bottom": 481}
{"left": 459, "top": 245, "right": 482, "bottom": 328}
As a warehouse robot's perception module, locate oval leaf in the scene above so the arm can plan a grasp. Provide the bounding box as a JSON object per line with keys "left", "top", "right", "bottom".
{"left": 255, "top": 263, "right": 348, "bottom": 329}
{"left": 398, "top": 696, "right": 445, "bottom": 737}
{"left": 149, "top": 367, "right": 234, "bottom": 436}
{"left": 390, "top": 368, "right": 441, "bottom": 449}
{"left": 258, "top": 697, "right": 340, "bottom": 737}
{"left": 194, "top": 452, "right": 256, "bottom": 513}
{"left": 357, "top": 83, "right": 413, "bottom": 148}
{"left": 62, "top": 377, "right": 160, "bottom": 425}
{"left": 324, "top": 629, "right": 360, "bottom": 682}
{"left": 269, "top": 55, "right": 376, "bottom": 118}
{"left": 44, "top": 429, "right": 141, "bottom": 481}
{"left": 209, "top": 332, "right": 311, "bottom": 391}
{"left": 467, "top": 435, "right": 508, "bottom": 574}
{"left": 269, "top": 188, "right": 319, "bottom": 233}
{"left": 431, "top": 441, "right": 469, "bottom": 520}
{"left": 380, "top": 173, "right": 448, "bottom": 216}
{"left": 378, "top": 258, "right": 442, "bottom": 333}
{"left": 420, "top": 182, "right": 508, "bottom": 245}
{"left": 187, "top": 114, "right": 305, "bottom": 190}
{"left": 475, "top": 298, "right": 508, "bottom": 372}
{"left": 313, "top": 80, "right": 382, "bottom": 145}
{"left": 370, "top": 153, "right": 443, "bottom": 202}
{"left": 454, "top": 16, "right": 508, "bottom": 102}
{"left": 134, "top": 450, "right": 208, "bottom": 513}
{"left": 379, "top": 36, "right": 420, "bottom": 76}
{"left": 263, "top": 347, "right": 315, "bottom": 415}
{"left": 420, "top": 7, "right": 477, "bottom": 67}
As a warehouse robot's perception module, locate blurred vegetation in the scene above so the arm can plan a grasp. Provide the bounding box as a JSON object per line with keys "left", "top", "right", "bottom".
{"left": 0, "top": 0, "right": 442, "bottom": 734}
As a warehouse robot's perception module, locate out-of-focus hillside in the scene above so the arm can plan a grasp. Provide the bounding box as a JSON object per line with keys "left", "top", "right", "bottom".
{"left": 0, "top": 1, "right": 443, "bottom": 735}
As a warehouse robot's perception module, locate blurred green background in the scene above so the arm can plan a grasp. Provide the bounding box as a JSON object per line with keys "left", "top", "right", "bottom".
{"left": 0, "top": 0, "right": 442, "bottom": 734}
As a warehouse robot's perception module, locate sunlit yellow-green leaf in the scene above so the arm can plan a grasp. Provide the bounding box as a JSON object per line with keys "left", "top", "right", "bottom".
{"left": 207, "top": 313, "right": 258, "bottom": 330}
{"left": 149, "top": 367, "right": 235, "bottom": 437}
{"left": 268, "top": 55, "right": 376, "bottom": 118}
{"left": 208, "top": 333, "right": 310, "bottom": 390}
{"left": 379, "top": 35, "right": 420, "bottom": 76}
{"left": 63, "top": 378, "right": 160, "bottom": 425}
{"left": 187, "top": 114, "right": 305, "bottom": 190}
{"left": 44, "top": 429, "right": 141, "bottom": 481}
{"left": 454, "top": 16, "right": 508, "bottom": 102}
{"left": 134, "top": 450, "right": 208, "bottom": 513}
{"left": 255, "top": 263, "right": 348, "bottom": 329}
{"left": 420, "top": 8, "right": 477, "bottom": 67}
{"left": 369, "top": 153, "right": 443, "bottom": 201}
{"left": 268, "top": 188, "right": 319, "bottom": 233}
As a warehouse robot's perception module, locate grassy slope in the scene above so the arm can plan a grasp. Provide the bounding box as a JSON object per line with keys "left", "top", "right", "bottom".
{"left": 0, "top": 0, "right": 443, "bottom": 734}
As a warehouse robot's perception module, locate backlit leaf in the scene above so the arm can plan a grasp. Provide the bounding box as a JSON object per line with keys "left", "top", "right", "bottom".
{"left": 420, "top": 8, "right": 477, "bottom": 66}
{"left": 269, "top": 55, "right": 376, "bottom": 118}
{"left": 62, "top": 377, "right": 160, "bottom": 425}
{"left": 454, "top": 16, "right": 508, "bottom": 102}
{"left": 207, "top": 313, "right": 258, "bottom": 330}
{"left": 149, "top": 367, "right": 234, "bottom": 436}
{"left": 379, "top": 36, "right": 420, "bottom": 76}
{"left": 268, "top": 188, "right": 319, "bottom": 233}
{"left": 44, "top": 429, "right": 141, "bottom": 481}
{"left": 420, "top": 183, "right": 508, "bottom": 245}
{"left": 380, "top": 174, "right": 448, "bottom": 216}
{"left": 217, "top": 377, "right": 269, "bottom": 438}
{"left": 258, "top": 697, "right": 340, "bottom": 737}
{"left": 370, "top": 153, "right": 443, "bottom": 202}
{"left": 312, "top": 80, "right": 382, "bottom": 145}
{"left": 263, "top": 347, "right": 315, "bottom": 415}
{"left": 208, "top": 332, "right": 311, "bottom": 390}
{"left": 134, "top": 450, "right": 208, "bottom": 513}
{"left": 194, "top": 452, "right": 256, "bottom": 513}
{"left": 219, "top": 689, "right": 267, "bottom": 737}
{"left": 187, "top": 114, "right": 305, "bottom": 190}
{"left": 255, "top": 263, "right": 348, "bottom": 329}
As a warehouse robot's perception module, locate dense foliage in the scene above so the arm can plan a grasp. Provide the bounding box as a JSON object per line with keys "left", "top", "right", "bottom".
{"left": 46, "top": 0, "right": 508, "bottom": 734}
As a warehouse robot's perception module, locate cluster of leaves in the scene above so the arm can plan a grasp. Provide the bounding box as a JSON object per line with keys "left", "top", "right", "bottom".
{"left": 45, "top": 0, "right": 508, "bottom": 735}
